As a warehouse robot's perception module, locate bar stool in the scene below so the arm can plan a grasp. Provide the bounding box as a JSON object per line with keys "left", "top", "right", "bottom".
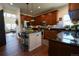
{"left": 18, "top": 32, "right": 29, "bottom": 51}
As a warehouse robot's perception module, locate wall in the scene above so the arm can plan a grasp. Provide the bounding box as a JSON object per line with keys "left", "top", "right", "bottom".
{"left": 57, "top": 4, "right": 69, "bottom": 21}
{"left": 0, "top": 5, "right": 3, "bottom": 10}
{"left": 16, "top": 9, "right": 21, "bottom": 35}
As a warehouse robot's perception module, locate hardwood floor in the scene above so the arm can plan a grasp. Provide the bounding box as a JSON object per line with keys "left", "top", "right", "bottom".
{"left": 0, "top": 33, "right": 48, "bottom": 56}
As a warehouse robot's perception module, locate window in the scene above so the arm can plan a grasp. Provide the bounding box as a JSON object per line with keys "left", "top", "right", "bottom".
{"left": 4, "top": 12, "right": 17, "bottom": 19}
{"left": 4, "top": 12, "right": 7, "bottom": 17}
{"left": 63, "top": 14, "right": 73, "bottom": 26}
{"left": 11, "top": 14, "right": 17, "bottom": 19}
{"left": 4, "top": 12, "right": 17, "bottom": 32}
{"left": 7, "top": 13, "right": 11, "bottom": 17}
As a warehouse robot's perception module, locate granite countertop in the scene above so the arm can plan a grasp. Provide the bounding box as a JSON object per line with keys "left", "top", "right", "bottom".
{"left": 32, "top": 27, "right": 79, "bottom": 31}
{"left": 28, "top": 31, "right": 41, "bottom": 34}
{"left": 49, "top": 31, "right": 79, "bottom": 46}
{"left": 49, "top": 28, "right": 79, "bottom": 31}
{"left": 23, "top": 30, "right": 41, "bottom": 34}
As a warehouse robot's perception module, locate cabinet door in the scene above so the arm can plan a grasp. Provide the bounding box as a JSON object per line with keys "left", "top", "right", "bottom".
{"left": 49, "top": 40, "right": 70, "bottom": 56}
{"left": 44, "top": 30, "right": 58, "bottom": 40}
{"left": 35, "top": 32, "right": 41, "bottom": 44}
{"left": 29, "top": 32, "right": 42, "bottom": 51}
{"left": 71, "top": 46, "right": 79, "bottom": 55}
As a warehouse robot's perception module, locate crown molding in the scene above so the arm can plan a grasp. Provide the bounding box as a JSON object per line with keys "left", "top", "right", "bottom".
{"left": 21, "top": 4, "right": 68, "bottom": 17}
{"left": 21, "top": 13, "right": 33, "bottom": 17}
{"left": 34, "top": 4, "right": 68, "bottom": 17}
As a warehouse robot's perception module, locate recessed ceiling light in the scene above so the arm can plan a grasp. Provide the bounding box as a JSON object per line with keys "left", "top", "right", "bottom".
{"left": 10, "top": 3, "right": 13, "bottom": 5}
{"left": 38, "top": 6, "right": 40, "bottom": 9}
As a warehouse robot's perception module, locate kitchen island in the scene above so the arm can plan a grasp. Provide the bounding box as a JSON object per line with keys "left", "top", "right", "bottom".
{"left": 48, "top": 29, "right": 79, "bottom": 56}
{"left": 19, "top": 31, "right": 42, "bottom": 52}
{"left": 28, "top": 31, "right": 42, "bottom": 51}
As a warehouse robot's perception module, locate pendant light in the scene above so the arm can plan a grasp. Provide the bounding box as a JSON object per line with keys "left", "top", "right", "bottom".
{"left": 26, "top": 3, "right": 35, "bottom": 22}
{"left": 26, "top": 3, "right": 29, "bottom": 15}
{"left": 31, "top": 3, "right": 35, "bottom": 22}
{"left": 25, "top": 3, "right": 30, "bottom": 23}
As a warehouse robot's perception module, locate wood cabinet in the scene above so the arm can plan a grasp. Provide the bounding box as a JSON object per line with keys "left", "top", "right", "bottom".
{"left": 21, "top": 15, "right": 32, "bottom": 21}
{"left": 46, "top": 11, "right": 57, "bottom": 25}
{"left": 34, "top": 10, "right": 58, "bottom": 25}
{"left": 69, "top": 3, "right": 79, "bottom": 11}
{"left": 20, "top": 15, "right": 33, "bottom": 26}
{"left": 68, "top": 3, "right": 79, "bottom": 21}
{"left": 49, "top": 40, "right": 70, "bottom": 56}
{"left": 49, "top": 40, "right": 79, "bottom": 56}
{"left": 44, "top": 30, "right": 58, "bottom": 40}
{"left": 34, "top": 16, "right": 42, "bottom": 25}
{"left": 44, "top": 11, "right": 58, "bottom": 40}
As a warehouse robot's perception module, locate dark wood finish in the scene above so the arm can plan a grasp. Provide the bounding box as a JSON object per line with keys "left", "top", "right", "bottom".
{"left": 44, "top": 30, "right": 58, "bottom": 40}
{"left": 34, "top": 10, "right": 58, "bottom": 25}
{"left": 34, "top": 16, "right": 42, "bottom": 25}
{"left": 20, "top": 15, "right": 33, "bottom": 26}
{"left": 21, "top": 15, "right": 32, "bottom": 21}
{"left": 0, "top": 10, "right": 6, "bottom": 47}
{"left": 49, "top": 38, "right": 79, "bottom": 56}
{"left": 71, "top": 46, "right": 79, "bottom": 55}
{"left": 49, "top": 40, "right": 70, "bottom": 56}
{"left": 21, "top": 11, "right": 58, "bottom": 40}
{"left": 68, "top": 3, "right": 79, "bottom": 21}
{"left": 48, "top": 28, "right": 79, "bottom": 56}
{"left": 46, "top": 11, "right": 57, "bottom": 25}
{"left": 69, "top": 3, "right": 79, "bottom": 11}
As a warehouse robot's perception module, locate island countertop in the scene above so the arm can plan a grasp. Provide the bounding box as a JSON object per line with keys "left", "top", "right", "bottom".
{"left": 49, "top": 31, "right": 79, "bottom": 47}
{"left": 49, "top": 31, "right": 79, "bottom": 56}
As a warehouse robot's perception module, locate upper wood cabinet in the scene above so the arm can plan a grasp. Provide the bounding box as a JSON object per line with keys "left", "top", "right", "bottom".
{"left": 68, "top": 3, "right": 79, "bottom": 21}
{"left": 34, "top": 10, "right": 58, "bottom": 25}
{"left": 69, "top": 3, "right": 79, "bottom": 11}
{"left": 21, "top": 15, "right": 32, "bottom": 21}
{"left": 34, "top": 16, "right": 42, "bottom": 25}
{"left": 20, "top": 15, "right": 33, "bottom": 26}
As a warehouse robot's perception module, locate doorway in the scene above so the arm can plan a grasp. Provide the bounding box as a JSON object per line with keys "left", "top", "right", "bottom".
{"left": 4, "top": 12, "right": 19, "bottom": 48}
{"left": 4, "top": 12, "right": 17, "bottom": 33}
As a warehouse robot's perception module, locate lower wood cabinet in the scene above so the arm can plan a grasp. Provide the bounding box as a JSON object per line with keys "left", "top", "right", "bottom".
{"left": 44, "top": 30, "right": 58, "bottom": 40}
{"left": 49, "top": 40, "right": 79, "bottom": 56}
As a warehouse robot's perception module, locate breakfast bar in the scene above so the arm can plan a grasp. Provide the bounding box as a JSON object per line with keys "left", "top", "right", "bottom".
{"left": 48, "top": 29, "right": 79, "bottom": 56}
{"left": 19, "top": 31, "right": 42, "bottom": 52}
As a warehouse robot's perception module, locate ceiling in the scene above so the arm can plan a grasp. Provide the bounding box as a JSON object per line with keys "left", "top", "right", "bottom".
{"left": 0, "top": 3, "right": 68, "bottom": 16}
